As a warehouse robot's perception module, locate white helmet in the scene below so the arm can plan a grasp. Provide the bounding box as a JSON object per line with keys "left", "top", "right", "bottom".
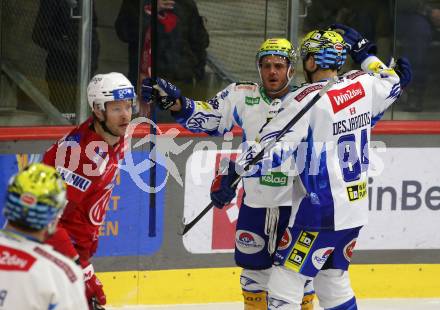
{"left": 87, "top": 72, "right": 137, "bottom": 111}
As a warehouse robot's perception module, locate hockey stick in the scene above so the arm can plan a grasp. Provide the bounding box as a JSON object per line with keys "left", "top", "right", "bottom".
{"left": 180, "top": 76, "right": 338, "bottom": 236}
{"left": 148, "top": 0, "right": 158, "bottom": 237}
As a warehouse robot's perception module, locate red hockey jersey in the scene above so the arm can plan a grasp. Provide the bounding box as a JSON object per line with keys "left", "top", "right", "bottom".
{"left": 43, "top": 117, "right": 125, "bottom": 263}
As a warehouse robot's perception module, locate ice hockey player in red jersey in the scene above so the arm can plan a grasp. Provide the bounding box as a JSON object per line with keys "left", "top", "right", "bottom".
{"left": 43, "top": 72, "right": 136, "bottom": 309}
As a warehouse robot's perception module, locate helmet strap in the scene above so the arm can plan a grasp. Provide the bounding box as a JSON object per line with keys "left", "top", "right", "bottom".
{"left": 303, "top": 58, "right": 319, "bottom": 83}
{"left": 100, "top": 119, "right": 119, "bottom": 137}
{"left": 94, "top": 110, "right": 119, "bottom": 137}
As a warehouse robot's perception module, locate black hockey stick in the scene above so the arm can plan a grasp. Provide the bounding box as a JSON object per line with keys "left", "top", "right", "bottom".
{"left": 180, "top": 76, "right": 338, "bottom": 236}
{"left": 148, "top": 0, "right": 158, "bottom": 237}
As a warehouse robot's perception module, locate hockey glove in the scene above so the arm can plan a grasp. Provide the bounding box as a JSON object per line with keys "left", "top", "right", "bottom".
{"left": 210, "top": 160, "right": 239, "bottom": 209}
{"left": 394, "top": 57, "right": 412, "bottom": 89}
{"left": 329, "top": 23, "right": 377, "bottom": 64}
{"left": 141, "top": 77, "right": 181, "bottom": 110}
{"left": 83, "top": 263, "right": 106, "bottom": 308}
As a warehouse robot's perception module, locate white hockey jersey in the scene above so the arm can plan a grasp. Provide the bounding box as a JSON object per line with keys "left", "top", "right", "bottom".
{"left": 174, "top": 82, "right": 297, "bottom": 208}
{"left": 0, "top": 229, "right": 88, "bottom": 310}
{"left": 245, "top": 56, "right": 401, "bottom": 230}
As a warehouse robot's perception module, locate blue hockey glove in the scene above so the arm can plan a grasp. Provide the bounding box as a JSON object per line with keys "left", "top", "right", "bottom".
{"left": 394, "top": 57, "right": 412, "bottom": 89}
{"left": 329, "top": 23, "right": 377, "bottom": 64}
{"left": 141, "top": 77, "right": 181, "bottom": 110}
{"left": 210, "top": 160, "right": 239, "bottom": 209}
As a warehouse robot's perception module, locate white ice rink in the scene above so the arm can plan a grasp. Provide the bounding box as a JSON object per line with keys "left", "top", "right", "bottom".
{"left": 109, "top": 299, "right": 440, "bottom": 310}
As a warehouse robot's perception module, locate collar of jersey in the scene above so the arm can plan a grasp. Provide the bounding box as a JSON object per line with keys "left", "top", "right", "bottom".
{"left": 259, "top": 86, "right": 297, "bottom": 105}
{"left": 1, "top": 228, "right": 42, "bottom": 243}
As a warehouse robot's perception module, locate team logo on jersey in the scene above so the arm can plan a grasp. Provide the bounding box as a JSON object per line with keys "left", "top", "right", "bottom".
{"left": 278, "top": 229, "right": 292, "bottom": 251}
{"left": 235, "top": 230, "right": 265, "bottom": 254}
{"left": 56, "top": 167, "right": 91, "bottom": 192}
{"left": 260, "top": 172, "right": 288, "bottom": 186}
{"left": 311, "top": 247, "right": 334, "bottom": 270}
{"left": 328, "top": 81, "right": 365, "bottom": 113}
{"left": 89, "top": 188, "right": 113, "bottom": 226}
{"left": 343, "top": 238, "right": 357, "bottom": 262}
{"left": 245, "top": 96, "right": 260, "bottom": 106}
{"left": 0, "top": 245, "right": 36, "bottom": 271}
{"left": 346, "top": 181, "right": 367, "bottom": 202}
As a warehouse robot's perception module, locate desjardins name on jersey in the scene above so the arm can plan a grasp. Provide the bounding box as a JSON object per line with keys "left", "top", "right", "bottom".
{"left": 332, "top": 112, "right": 371, "bottom": 135}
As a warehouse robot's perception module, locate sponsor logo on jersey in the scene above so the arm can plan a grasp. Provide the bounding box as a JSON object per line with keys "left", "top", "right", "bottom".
{"left": 343, "top": 238, "right": 357, "bottom": 262}
{"left": 328, "top": 81, "right": 365, "bottom": 113}
{"left": 56, "top": 167, "right": 91, "bottom": 192}
{"left": 295, "top": 84, "right": 323, "bottom": 102}
{"left": 235, "top": 230, "right": 265, "bottom": 254}
{"left": 284, "top": 231, "right": 318, "bottom": 272}
{"left": 278, "top": 229, "right": 292, "bottom": 251}
{"left": 347, "top": 181, "right": 367, "bottom": 202}
{"left": 311, "top": 247, "right": 334, "bottom": 269}
{"left": 260, "top": 172, "right": 288, "bottom": 186}
{"left": 34, "top": 247, "right": 78, "bottom": 282}
{"left": 220, "top": 89, "right": 229, "bottom": 100}
{"left": 0, "top": 245, "right": 36, "bottom": 271}
{"left": 245, "top": 96, "right": 260, "bottom": 106}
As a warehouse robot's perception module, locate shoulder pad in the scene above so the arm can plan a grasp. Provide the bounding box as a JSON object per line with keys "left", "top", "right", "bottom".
{"left": 344, "top": 70, "right": 367, "bottom": 80}
{"left": 235, "top": 81, "right": 257, "bottom": 86}
{"left": 294, "top": 84, "right": 324, "bottom": 102}
{"left": 234, "top": 81, "right": 258, "bottom": 91}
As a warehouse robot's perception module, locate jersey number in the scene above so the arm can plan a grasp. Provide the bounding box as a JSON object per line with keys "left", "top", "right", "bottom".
{"left": 337, "top": 129, "right": 369, "bottom": 182}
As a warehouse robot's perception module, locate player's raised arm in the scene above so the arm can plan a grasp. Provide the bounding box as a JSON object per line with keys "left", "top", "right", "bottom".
{"left": 329, "top": 23, "right": 413, "bottom": 121}
{"left": 142, "top": 77, "right": 240, "bottom": 136}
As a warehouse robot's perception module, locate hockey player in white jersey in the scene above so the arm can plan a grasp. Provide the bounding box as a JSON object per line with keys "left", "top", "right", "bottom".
{"left": 232, "top": 25, "right": 412, "bottom": 310}
{"left": 0, "top": 163, "right": 88, "bottom": 310}
{"left": 142, "top": 38, "right": 315, "bottom": 309}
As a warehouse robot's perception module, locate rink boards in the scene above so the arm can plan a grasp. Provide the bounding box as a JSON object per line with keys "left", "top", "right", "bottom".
{"left": 0, "top": 121, "right": 439, "bottom": 306}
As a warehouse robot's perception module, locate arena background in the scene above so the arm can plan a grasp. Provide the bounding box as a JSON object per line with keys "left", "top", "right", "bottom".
{"left": 1, "top": 0, "right": 440, "bottom": 307}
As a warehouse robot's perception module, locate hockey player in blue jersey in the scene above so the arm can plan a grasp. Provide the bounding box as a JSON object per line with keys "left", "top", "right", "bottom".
{"left": 216, "top": 25, "right": 411, "bottom": 309}
{"left": 142, "top": 38, "right": 315, "bottom": 309}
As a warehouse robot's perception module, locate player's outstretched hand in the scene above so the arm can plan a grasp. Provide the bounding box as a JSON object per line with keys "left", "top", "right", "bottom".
{"left": 329, "top": 23, "right": 377, "bottom": 64}
{"left": 210, "top": 160, "right": 239, "bottom": 208}
{"left": 394, "top": 57, "right": 412, "bottom": 89}
{"left": 141, "top": 77, "right": 181, "bottom": 110}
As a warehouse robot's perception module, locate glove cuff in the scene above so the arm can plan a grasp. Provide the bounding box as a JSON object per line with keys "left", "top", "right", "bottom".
{"left": 351, "top": 41, "right": 377, "bottom": 64}
{"left": 82, "top": 263, "right": 95, "bottom": 281}
{"left": 171, "top": 96, "right": 194, "bottom": 121}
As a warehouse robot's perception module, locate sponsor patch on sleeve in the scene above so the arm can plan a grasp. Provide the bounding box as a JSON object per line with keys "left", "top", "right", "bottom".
{"left": 0, "top": 245, "right": 36, "bottom": 272}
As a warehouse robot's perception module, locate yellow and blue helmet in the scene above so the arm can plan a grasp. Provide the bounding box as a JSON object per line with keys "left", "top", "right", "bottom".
{"left": 4, "top": 163, "right": 66, "bottom": 230}
{"left": 256, "top": 38, "right": 298, "bottom": 65}
{"left": 300, "top": 30, "right": 347, "bottom": 70}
